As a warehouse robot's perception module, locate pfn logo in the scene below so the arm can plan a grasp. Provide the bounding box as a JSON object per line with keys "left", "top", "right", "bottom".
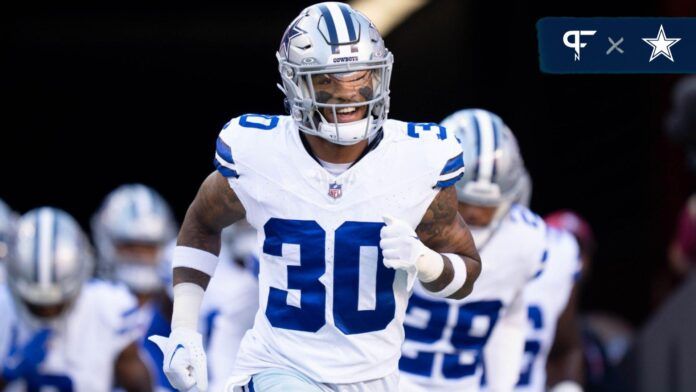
{"left": 563, "top": 30, "right": 596, "bottom": 61}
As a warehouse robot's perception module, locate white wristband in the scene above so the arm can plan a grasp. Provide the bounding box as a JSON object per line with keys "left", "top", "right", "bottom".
{"left": 427, "top": 253, "right": 467, "bottom": 298}
{"left": 415, "top": 247, "right": 445, "bottom": 283}
{"left": 549, "top": 381, "right": 584, "bottom": 392}
{"left": 172, "top": 246, "right": 219, "bottom": 277}
{"left": 171, "top": 282, "right": 205, "bottom": 331}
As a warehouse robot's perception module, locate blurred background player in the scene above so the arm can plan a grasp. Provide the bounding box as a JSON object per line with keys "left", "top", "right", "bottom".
{"left": 0, "top": 207, "right": 151, "bottom": 391}
{"left": 0, "top": 198, "right": 17, "bottom": 284}
{"left": 154, "top": 223, "right": 259, "bottom": 392}
{"left": 399, "top": 109, "right": 546, "bottom": 392}
{"left": 204, "top": 221, "right": 259, "bottom": 391}
{"left": 545, "top": 211, "right": 632, "bottom": 392}
{"left": 514, "top": 194, "right": 584, "bottom": 391}
{"left": 92, "top": 184, "right": 177, "bottom": 391}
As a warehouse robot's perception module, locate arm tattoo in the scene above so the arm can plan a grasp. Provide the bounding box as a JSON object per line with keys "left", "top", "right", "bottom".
{"left": 174, "top": 171, "right": 246, "bottom": 288}
{"left": 416, "top": 185, "right": 459, "bottom": 248}
{"left": 416, "top": 186, "right": 482, "bottom": 299}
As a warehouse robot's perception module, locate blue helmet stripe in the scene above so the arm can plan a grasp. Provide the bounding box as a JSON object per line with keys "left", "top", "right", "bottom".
{"left": 216, "top": 137, "right": 235, "bottom": 164}
{"left": 50, "top": 212, "right": 58, "bottom": 282}
{"left": 318, "top": 5, "right": 339, "bottom": 52}
{"left": 129, "top": 194, "right": 139, "bottom": 220}
{"left": 33, "top": 213, "right": 40, "bottom": 282}
{"left": 338, "top": 3, "right": 357, "bottom": 41}
{"left": 490, "top": 116, "right": 501, "bottom": 182}
{"left": 440, "top": 153, "right": 465, "bottom": 176}
{"left": 471, "top": 114, "right": 482, "bottom": 181}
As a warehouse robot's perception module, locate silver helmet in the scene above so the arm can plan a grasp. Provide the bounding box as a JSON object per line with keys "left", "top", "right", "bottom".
{"left": 441, "top": 109, "right": 526, "bottom": 207}
{"left": 221, "top": 220, "right": 259, "bottom": 269}
{"left": 92, "top": 184, "right": 177, "bottom": 293}
{"left": 515, "top": 168, "right": 533, "bottom": 208}
{"left": 277, "top": 2, "right": 393, "bottom": 145}
{"left": 0, "top": 198, "right": 17, "bottom": 263}
{"left": 7, "top": 207, "right": 93, "bottom": 322}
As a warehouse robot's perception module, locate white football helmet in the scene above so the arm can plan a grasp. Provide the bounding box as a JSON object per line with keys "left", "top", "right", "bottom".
{"left": 277, "top": 2, "right": 393, "bottom": 145}
{"left": 92, "top": 184, "right": 177, "bottom": 293}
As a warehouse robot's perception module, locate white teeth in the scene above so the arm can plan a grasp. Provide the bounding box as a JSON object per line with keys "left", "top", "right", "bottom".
{"left": 337, "top": 107, "right": 356, "bottom": 114}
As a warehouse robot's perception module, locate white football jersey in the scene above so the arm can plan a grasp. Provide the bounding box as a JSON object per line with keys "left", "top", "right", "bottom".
{"left": 213, "top": 114, "right": 464, "bottom": 383}
{"left": 400, "top": 205, "right": 547, "bottom": 391}
{"left": 0, "top": 280, "right": 142, "bottom": 392}
{"left": 205, "top": 256, "right": 259, "bottom": 392}
{"left": 515, "top": 228, "right": 581, "bottom": 392}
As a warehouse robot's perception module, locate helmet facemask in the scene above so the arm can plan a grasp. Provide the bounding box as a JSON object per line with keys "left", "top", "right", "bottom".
{"left": 111, "top": 240, "right": 168, "bottom": 294}
{"left": 279, "top": 56, "right": 392, "bottom": 145}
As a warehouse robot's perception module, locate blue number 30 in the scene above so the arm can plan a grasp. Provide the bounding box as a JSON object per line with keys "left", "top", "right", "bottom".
{"left": 263, "top": 219, "right": 396, "bottom": 335}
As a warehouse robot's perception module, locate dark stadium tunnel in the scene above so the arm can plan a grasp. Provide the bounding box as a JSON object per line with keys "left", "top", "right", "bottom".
{"left": 1, "top": 0, "right": 690, "bottom": 336}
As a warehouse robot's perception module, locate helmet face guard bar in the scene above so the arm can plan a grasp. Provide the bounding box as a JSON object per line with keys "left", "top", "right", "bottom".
{"left": 278, "top": 53, "right": 393, "bottom": 145}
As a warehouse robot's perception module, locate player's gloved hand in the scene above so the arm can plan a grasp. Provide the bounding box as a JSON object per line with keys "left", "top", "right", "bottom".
{"left": 1, "top": 329, "right": 51, "bottom": 382}
{"left": 149, "top": 328, "right": 208, "bottom": 392}
{"left": 380, "top": 215, "right": 443, "bottom": 282}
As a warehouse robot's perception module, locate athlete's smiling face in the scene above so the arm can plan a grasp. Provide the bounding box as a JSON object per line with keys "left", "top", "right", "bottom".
{"left": 311, "top": 70, "right": 374, "bottom": 123}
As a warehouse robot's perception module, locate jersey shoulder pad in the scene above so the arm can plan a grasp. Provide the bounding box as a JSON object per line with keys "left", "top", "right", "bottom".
{"left": 214, "top": 114, "right": 289, "bottom": 179}
{"left": 83, "top": 279, "right": 142, "bottom": 333}
{"left": 506, "top": 204, "right": 549, "bottom": 279}
{"left": 546, "top": 227, "right": 583, "bottom": 281}
{"left": 383, "top": 119, "right": 465, "bottom": 189}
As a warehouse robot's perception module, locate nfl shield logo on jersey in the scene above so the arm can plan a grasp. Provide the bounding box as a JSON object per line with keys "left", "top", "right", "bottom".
{"left": 328, "top": 182, "right": 342, "bottom": 199}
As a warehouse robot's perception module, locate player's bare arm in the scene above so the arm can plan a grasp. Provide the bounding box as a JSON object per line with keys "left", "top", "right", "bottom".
{"left": 148, "top": 171, "right": 247, "bottom": 391}
{"left": 416, "top": 185, "right": 482, "bottom": 299}
{"left": 114, "top": 342, "right": 153, "bottom": 392}
{"left": 174, "top": 171, "right": 246, "bottom": 289}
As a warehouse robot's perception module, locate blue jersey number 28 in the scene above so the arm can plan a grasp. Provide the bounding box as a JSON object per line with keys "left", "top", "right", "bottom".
{"left": 400, "top": 293, "right": 503, "bottom": 379}
{"left": 263, "top": 219, "right": 396, "bottom": 335}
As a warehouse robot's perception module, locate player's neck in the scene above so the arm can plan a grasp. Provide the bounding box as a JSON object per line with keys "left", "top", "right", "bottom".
{"left": 304, "top": 134, "right": 368, "bottom": 164}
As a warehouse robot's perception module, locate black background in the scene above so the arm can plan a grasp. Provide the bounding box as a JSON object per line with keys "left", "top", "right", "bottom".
{"left": 3, "top": 0, "right": 694, "bottom": 325}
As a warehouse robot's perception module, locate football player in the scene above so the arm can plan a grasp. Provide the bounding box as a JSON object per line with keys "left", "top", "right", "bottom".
{"left": 515, "top": 206, "right": 584, "bottom": 392}
{"left": 204, "top": 221, "right": 259, "bottom": 392}
{"left": 399, "top": 109, "right": 547, "bottom": 392}
{"left": 92, "top": 184, "right": 178, "bottom": 391}
{"left": 149, "top": 2, "right": 481, "bottom": 391}
{"left": 537, "top": 211, "right": 597, "bottom": 392}
{"left": 0, "top": 198, "right": 16, "bottom": 284}
{"left": 0, "top": 207, "right": 152, "bottom": 391}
